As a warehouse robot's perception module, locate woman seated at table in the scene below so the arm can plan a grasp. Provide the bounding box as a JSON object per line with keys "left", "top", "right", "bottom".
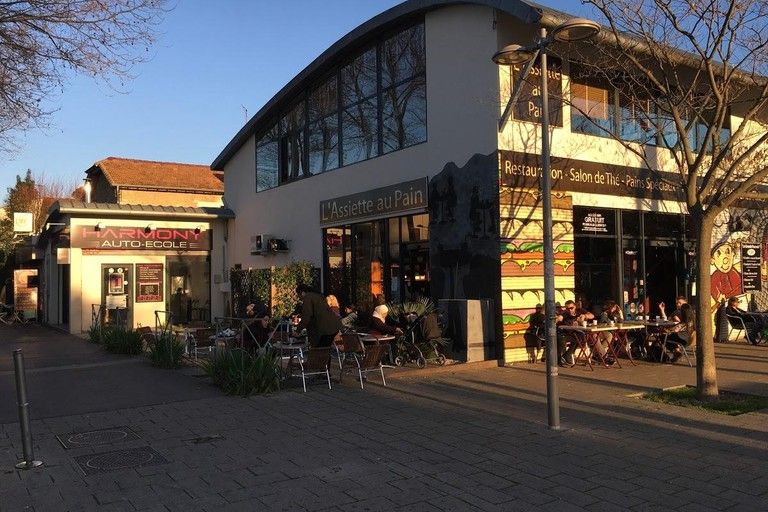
{"left": 556, "top": 300, "right": 594, "bottom": 366}
{"left": 726, "top": 296, "right": 765, "bottom": 343}
{"left": 594, "top": 300, "right": 624, "bottom": 363}
{"left": 369, "top": 304, "right": 403, "bottom": 337}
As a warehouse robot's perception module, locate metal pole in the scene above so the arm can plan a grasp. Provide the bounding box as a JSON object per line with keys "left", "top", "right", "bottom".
{"left": 13, "top": 350, "right": 42, "bottom": 469}
{"left": 539, "top": 28, "right": 561, "bottom": 430}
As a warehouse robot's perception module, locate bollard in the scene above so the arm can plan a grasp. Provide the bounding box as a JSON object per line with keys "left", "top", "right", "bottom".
{"left": 13, "top": 350, "right": 42, "bottom": 470}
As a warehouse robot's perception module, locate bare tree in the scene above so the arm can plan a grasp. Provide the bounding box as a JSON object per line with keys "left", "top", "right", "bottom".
{"left": 0, "top": 0, "right": 170, "bottom": 152}
{"left": 560, "top": 1, "right": 768, "bottom": 398}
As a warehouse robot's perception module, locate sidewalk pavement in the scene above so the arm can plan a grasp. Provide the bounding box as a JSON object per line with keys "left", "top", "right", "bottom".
{"left": 0, "top": 325, "right": 766, "bottom": 511}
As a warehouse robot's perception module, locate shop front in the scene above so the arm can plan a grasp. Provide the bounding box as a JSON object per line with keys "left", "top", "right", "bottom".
{"left": 320, "top": 178, "right": 430, "bottom": 309}
{"left": 39, "top": 202, "right": 231, "bottom": 334}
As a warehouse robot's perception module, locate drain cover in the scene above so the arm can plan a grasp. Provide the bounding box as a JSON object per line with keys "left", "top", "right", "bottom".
{"left": 57, "top": 427, "right": 140, "bottom": 449}
{"left": 74, "top": 447, "right": 168, "bottom": 475}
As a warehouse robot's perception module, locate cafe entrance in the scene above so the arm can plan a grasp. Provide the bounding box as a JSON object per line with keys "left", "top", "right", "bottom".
{"left": 323, "top": 212, "right": 430, "bottom": 309}
{"left": 574, "top": 206, "right": 695, "bottom": 315}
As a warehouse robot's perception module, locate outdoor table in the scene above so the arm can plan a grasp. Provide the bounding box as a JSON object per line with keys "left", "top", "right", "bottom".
{"left": 558, "top": 324, "right": 623, "bottom": 370}
{"left": 608, "top": 322, "right": 646, "bottom": 365}
{"left": 357, "top": 333, "right": 397, "bottom": 366}
{"left": 271, "top": 337, "right": 308, "bottom": 378}
{"left": 625, "top": 320, "right": 679, "bottom": 361}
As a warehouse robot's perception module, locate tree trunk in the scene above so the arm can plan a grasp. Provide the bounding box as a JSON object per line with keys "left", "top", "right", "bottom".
{"left": 693, "top": 212, "right": 719, "bottom": 398}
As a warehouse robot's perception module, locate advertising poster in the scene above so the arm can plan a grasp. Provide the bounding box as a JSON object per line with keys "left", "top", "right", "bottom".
{"left": 13, "top": 269, "right": 38, "bottom": 319}
{"left": 136, "top": 263, "right": 164, "bottom": 303}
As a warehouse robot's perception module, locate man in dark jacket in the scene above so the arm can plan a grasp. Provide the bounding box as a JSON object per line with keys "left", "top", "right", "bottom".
{"left": 295, "top": 284, "right": 342, "bottom": 347}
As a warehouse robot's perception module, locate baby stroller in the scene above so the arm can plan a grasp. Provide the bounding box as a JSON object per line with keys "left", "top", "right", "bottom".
{"left": 392, "top": 311, "right": 447, "bottom": 368}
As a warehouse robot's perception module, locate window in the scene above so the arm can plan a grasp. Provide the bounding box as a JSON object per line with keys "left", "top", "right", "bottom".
{"left": 309, "top": 76, "right": 339, "bottom": 174}
{"left": 341, "top": 47, "right": 379, "bottom": 165}
{"left": 279, "top": 101, "right": 307, "bottom": 182}
{"left": 571, "top": 79, "right": 613, "bottom": 137}
{"left": 256, "top": 123, "right": 279, "bottom": 192}
{"left": 254, "top": 21, "right": 426, "bottom": 190}
{"left": 381, "top": 24, "right": 426, "bottom": 154}
{"left": 619, "top": 94, "right": 655, "bottom": 144}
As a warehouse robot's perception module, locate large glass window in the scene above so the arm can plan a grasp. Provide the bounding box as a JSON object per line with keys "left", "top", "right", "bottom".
{"left": 309, "top": 76, "right": 339, "bottom": 174}
{"left": 254, "top": 21, "right": 427, "bottom": 192}
{"left": 256, "top": 123, "right": 279, "bottom": 192}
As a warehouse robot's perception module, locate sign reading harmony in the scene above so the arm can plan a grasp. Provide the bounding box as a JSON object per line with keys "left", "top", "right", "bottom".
{"left": 499, "top": 151, "right": 683, "bottom": 201}
{"left": 136, "top": 263, "right": 164, "bottom": 303}
{"left": 741, "top": 243, "right": 762, "bottom": 292}
{"left": 319, "top": 178, "right": 428, "bottom": 226}
{"left": 71, "top": 226, "right": 210, "bottom": 251}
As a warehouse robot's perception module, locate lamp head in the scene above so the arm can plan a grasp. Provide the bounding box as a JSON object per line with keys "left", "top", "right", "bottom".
{"left": 552, "top": 18, "right": 601, "bottom": 42}
{"left": 492, "top": 44, "right": 537, "bottom": 65}
{"left": 95, "top": 222, "right": 105, "bottom": 231}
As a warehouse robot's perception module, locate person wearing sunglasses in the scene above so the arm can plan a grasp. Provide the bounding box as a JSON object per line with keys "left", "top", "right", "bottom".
{"left": 556, "top": 299, "right": 595, "bottom": 366}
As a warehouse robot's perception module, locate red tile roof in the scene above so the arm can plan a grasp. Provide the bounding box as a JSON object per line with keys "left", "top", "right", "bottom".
{"left": 89, "top": 157, "right": 224, "bottom": 192}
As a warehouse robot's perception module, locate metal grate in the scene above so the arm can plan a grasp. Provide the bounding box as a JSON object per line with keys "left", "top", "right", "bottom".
{"left": 57, "top": 427, "right": 140, "bottom": 449}
{"left": 74, "top": 447, "right": 168, "bottom": 475}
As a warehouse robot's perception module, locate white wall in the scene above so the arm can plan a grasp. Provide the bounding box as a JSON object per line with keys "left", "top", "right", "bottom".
{"left": 223, "top": 5, "right": 500, "bottom": 271}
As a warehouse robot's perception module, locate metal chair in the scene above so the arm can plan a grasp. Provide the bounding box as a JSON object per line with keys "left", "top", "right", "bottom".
{"left": 726, "top": 314, "right": 756, "bottom": 344}
{"left": 349, "top": 343, "right": 389, "bottom": 390}
{"left": 333, "top": 332, "right": 365, "bottom": 376}
{"left": 289, "top": 347, "right": 332, "bottom": 392}
{"left": 659, "top": 330, "right": 694, "bottom": 367}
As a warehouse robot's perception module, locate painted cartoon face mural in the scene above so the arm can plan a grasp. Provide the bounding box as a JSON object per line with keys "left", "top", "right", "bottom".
{"left": 710, "top": 242, "right": 741, "bottom": 302}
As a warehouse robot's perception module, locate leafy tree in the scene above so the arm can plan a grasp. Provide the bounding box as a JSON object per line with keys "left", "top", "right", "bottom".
{"left": 567, "top": 1, "right": 768, "bottom": 398}
{"left": 0, "top": 0, "right": 169, "bottom": 152}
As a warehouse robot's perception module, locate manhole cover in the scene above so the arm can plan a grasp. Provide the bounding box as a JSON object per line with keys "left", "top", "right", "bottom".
{"left": 74, "top": 447, "right": 168, "bottom": 475}
{"left": 57, "top": 427, "right": 140, "bottom": 449}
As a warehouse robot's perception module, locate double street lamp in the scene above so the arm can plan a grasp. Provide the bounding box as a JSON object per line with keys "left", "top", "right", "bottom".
{"left": 493, "top": 18, "right": 600, "bottom": 430}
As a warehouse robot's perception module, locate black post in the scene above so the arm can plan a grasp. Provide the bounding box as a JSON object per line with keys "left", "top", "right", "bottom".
{"left": 13, "top": 350, "right": 42, "bottom": 469}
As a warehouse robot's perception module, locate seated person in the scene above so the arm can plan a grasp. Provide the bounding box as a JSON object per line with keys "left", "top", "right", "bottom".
{"left": 726, "top": 296, "right": 765, "bottom": 342}
{"left": 369, "top": 304, "right": 403, "bottom": 336}
{"left": 340, "top": 304, "right": 359, "bottom": 330}
{"left": 242, "top": 314, "right": 272, "bottom": 351}
{"left": 594, "top": 300, "right": 624, "bottom": 362}
{"left": 525, "top": 304, "right": 546, "bottom": 353}
{"left": 326, "top": 294, "right": 341, "bottom": 317}
{"left": 556, "top": 300, "right": 594, "bottom": 366}
{"left": 662, "top": 302, "right": 695, "bottom": 361}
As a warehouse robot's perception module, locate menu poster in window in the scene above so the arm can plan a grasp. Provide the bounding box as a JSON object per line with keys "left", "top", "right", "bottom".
{"left": 741, "top": 243, "right": 761, "bottom": 292}
{"left": 136, "top": 263, "right": 164, "bottom": 303}
{"left": 575, "top": 210, "right": 615, "bottom": 235}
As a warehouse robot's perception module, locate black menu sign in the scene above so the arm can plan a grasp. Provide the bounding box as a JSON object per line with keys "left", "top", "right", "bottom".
{"left": 741, "top": 243, "right": 762, "bottom": 292}
{"left": 575, "top": 210, "right": 615, "bottom": 235}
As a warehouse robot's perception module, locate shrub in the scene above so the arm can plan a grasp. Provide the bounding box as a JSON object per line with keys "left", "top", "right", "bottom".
{"left": 87, "top": 323, "right": 104, "bottom": 344}
{"left": 148, "top": 332, "right": 186, "bottom": 369}
{"left": 202, "top": 348, "right": 281, "bottom": 396}
{"left": 102, "top": 326, "right": 144, "bottom": 355}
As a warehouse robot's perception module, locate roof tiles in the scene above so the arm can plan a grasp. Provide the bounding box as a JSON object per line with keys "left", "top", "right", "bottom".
{"left": 91, "top": 157, "right": 224, "bottom": 192}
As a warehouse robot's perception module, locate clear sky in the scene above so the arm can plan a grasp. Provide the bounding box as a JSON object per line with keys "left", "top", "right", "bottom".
{"left": 0, "top": 0, "right": 584, "bottom": 195}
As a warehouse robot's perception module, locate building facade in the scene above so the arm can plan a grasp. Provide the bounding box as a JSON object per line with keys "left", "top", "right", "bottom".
{"left": 213, "top": 0, "right": 768, "bottom": 363}
{"left": 39, "top": 158, "right": 232, "bottom": 334}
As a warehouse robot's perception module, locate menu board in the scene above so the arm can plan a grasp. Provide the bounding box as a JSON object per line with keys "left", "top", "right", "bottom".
{"left": 136, "top": 263, "right": 164, "bottom": 303}
{"left": 741, "top": 243, "right": 762, "bottom": 292}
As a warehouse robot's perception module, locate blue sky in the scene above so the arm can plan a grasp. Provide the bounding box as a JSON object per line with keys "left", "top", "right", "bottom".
{"left": 0, "top": 0, "right": 582, "bottom": 195}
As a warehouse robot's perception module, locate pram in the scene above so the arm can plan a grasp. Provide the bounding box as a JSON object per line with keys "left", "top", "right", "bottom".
{"left": 392, "top": 311, "right": 447, "bottom": 368}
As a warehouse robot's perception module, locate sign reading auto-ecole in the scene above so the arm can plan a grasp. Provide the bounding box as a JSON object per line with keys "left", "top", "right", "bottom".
{"left": 71, "top": 226, "right": 210, "bottom": 251}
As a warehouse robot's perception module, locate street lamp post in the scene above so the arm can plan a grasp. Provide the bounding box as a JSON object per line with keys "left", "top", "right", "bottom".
{"left": 493, "top": 18, "right": 600, "bottom": 430}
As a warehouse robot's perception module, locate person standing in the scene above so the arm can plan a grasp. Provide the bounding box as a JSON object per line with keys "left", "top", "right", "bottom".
{"left": 295, "top": 284, "right": 342, "bottom": 348}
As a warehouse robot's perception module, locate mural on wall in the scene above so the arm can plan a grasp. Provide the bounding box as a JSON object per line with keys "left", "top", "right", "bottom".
{"left": 710, "top": 241, "right": 741, "bottom": 302}
{"left": 499, "top": 187, "right": 574, "bottom": 360}
{"left": 429, "top": 153, "right": 500, "bottom": 305}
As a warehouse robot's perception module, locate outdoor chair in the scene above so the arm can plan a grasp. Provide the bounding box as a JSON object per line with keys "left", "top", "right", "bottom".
{"left": 189, "top": 328, "right": 216, "bottom": 360}
{"left": 659, "top": 330, "right": 694, "bottom": 367}
{"left": 725, "top": 314, "right": 756, "bottom": 344}
{"left": 333, "top": 332, "right": 366, "bottom": 375}
{"left": 347, "top": 342, "right": 389, "bottom": 390}
{"left": 288, "top": 347, "right": 332, "bottom": 392}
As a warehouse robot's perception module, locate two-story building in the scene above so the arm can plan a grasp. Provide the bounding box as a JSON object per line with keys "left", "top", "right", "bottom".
{"left": 212, "top": 0, "right": 768, "bottom": 363}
